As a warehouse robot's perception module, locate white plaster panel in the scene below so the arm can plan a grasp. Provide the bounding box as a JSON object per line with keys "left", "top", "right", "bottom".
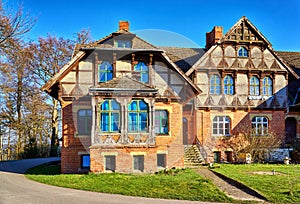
{"left": 116, "top": 60, "right": 131, "bottom": 72}
{"left": 238, "top": 58, "right": 248, "bottom": 67}
{"left": 224, "top": 46, "right": 235, "bottom": 57}
{"left": 251, "top": 47, "right": 262, "bottom": 59}
{"left": 79, "top": 61, "right": 92, "bottom": 71}
{"left": 275, "top": 75, "right": 287, "bottom": 92}
{"left": 61, "top": 71, "right": 76, "bottom": 83}
{"left": 79, "top": 72, "right": 91, "bottom": 83}
{"left": 62, "top": 84, "right": 75, "bottom": 95}
{"left": 225, "top": 58, "right": 235, "bottom": 68}
{"left": 236, "top": 74, "right": 248, "bottom": 95}
{"left": 196, "top": 73, "right": 209, "bottom": 94}
{"left": 211, "top": 46, "right": 223, "bottom": 57}
{"left": 252, "top": 59, "right": 261, "bottom": 69}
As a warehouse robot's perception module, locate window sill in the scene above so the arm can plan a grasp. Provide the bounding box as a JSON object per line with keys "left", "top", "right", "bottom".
{"left": 75, "top": 133, "right": 91, "bottom": 138}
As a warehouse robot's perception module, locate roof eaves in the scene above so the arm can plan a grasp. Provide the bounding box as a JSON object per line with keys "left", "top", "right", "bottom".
{"left": 42, "top": 51, "right": 86, "bottom": 92}
{"left": 161, "top": 52, "right": 202, "bottom": 95}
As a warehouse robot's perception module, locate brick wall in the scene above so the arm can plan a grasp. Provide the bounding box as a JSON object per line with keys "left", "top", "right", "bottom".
{"left": 61, "top": 103, "right": 91, "bottom": 173}
{"left": 197, "top": 109, "right": 286, "bottom": 163}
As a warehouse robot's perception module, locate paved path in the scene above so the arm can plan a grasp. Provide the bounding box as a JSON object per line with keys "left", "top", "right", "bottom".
{"left": 0, "top": 158, "right": 229, "bottom": 204}
{"left": 194, "top": 166, "right": 266, "bottom": 202}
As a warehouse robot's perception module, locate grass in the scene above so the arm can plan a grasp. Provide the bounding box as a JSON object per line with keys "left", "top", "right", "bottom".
{"left": 212, "top": 164, "right": 300, "bottom": 203}
{"left": 25, "top": 164, "right": 232, "bottom": 203}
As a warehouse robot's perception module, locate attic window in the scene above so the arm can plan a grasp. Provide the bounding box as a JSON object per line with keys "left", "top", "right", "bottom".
{"left": 238, "top": 46, "right": 248, "bottom": 57}
{"left": 115, "top": 40, "right": 131, "bottom": 48}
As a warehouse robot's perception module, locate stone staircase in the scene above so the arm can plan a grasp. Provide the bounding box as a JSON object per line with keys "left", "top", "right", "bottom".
{"left": 184, "top": 145, "right": 205, "bottom": 167}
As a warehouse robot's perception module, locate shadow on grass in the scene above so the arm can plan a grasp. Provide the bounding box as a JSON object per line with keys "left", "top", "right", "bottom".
{"left": 26, "top": 161, "right": 61, "bottom": 175}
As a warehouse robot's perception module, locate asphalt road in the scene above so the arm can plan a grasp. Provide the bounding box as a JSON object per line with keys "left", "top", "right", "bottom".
{"left": 0, "top": 158, "right": 230, "bottom": 204}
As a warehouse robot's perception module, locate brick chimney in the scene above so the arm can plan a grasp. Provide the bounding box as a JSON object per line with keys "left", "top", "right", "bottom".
{"left": 119, "top": 21, "right": 129, "bottom": 31}
{"left": 205, "top": 26, "right": 223, "bottom": 49}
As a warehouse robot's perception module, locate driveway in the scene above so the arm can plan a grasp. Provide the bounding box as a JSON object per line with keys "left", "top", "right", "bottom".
{"left": 0, "top": 158, "right": 229, "bottom": 204}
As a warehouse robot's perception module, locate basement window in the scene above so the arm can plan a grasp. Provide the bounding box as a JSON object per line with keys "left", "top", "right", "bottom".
{"left": 105, "top": 155, "right": 116, "bottom": 172}
{"left": 133, "top": 155, "right": 144, "bottom": 172}
{"left": 81, "top": 155, "right": 90, "bottom": 169}
{"left": 157, "top": 154, "right": 166, "bottom": 168}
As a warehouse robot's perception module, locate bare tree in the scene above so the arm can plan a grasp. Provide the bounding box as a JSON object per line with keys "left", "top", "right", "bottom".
{"left": 29, "top": 29, "right": 91, "bottom": 156}
{"left": 0, "top": 4, "right": 35, "bottom": 52}
{"left": 219, "top": 125, "right": 282, "bottom": 162}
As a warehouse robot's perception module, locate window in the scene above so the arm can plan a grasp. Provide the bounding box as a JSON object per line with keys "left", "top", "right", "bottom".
{"left": 115, "top": 40, "right": 131, "bottom": 48}
{"left": 252, "top": 116, "right": 268, "bottom": 135}
{"left": 210, "top": 75, "right": 221, "bottom": 95}
{"left": 128, "top": 100, "right": 148, "bottom": 132}
{"left": 214, "top": 151, "right": 221, "bottom": 163}
{"left": 133, "top": 155, "right": 144, "bottom": 172}
{"left": 157, "top": 154, "right": 166, "bottom": 168}
{"left": 155, "top": 110, "right": 168, "bottom": 134}
{"left": 105, "top": 155, "right": 116, "bottom": 172}
{"left": 77, "top": 109, "right": 92, "bottom": 135}
{"left": 238, "top": 46, "right": 248, "bottom": 57}
{"left": 134, "top": 62, "right": 149, "bottom": 83}
{"left": 250, "top": 76, "right": 260, "bottom": 95}
{"left": 262, "top": 77, "right": 273, "bottom": 96}
{"left": 81, "top": 155, "right": 90, "bottom": 169}
{"left": 100, "top": 99, "right": 120, "bottom": 132}
{"left": 212, "top": 116, "right": 230, "bottom": 136}
{"left": 224, "top": 75, "right": 234, "bottom": 95}
{"left": 99, "top": 61, "right": 113, "bottom": 82}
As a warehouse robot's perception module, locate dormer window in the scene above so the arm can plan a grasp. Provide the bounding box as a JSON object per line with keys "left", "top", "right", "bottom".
{"left": 99, "top": 61, "right": 113, "bottom": 82}
{"left": 115, "top": 40, "right": 132, "bottom": 48}
{"left": 238, "top": 46, "right": 248, "bottom": 57}
{"left": 134, "top": 62, "right": 149, "bottom": 83}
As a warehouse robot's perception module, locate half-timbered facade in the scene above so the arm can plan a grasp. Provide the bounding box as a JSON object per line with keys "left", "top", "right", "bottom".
{"left": 43, "top": 17, "right": 300, "bottom": 173}
{"left": 184, "top": 16, "right": 299, "bottom": 163}
{"left": 43, "top": 21, "right": 200, "bottom": 173}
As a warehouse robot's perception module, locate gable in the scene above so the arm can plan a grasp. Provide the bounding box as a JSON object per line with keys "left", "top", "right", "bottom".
{"left": 221, "top": 16, "right": 271, "bottom": 47}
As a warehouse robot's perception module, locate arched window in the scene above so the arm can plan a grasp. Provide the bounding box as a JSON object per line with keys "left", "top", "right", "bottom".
{"left": 262, "top": 77, "right": 273, "bottom": 96}
{"left": 250, "top": 76, "right": 260, "bottom": 95}
{"left": 252, "top": 116, "right": 268, "bottom": 135}
{"left": 128, "top": 99, "right": 148, "bottom": 132}
{"left": 77, "top": 109, "right": 92, "bottom": 135}
{"left": 238, "top": 46, "right": 248, "bottom": 57}
{"left": 212, "top": 116, "right": 231, "bottom": 136}
{"left": 98, "top": 61, "right": 113, "bottom": 82}
{"left": 100, "top": 99, "right": 120, "bottom": 132}
{"left": 224, "top": 75, "right": 234, "bottom": 95}
{"left": 210, "top": 75, "right": 221, "bottom": 95}
{"left": 134, "top": 62, "right": 149, "bottom": 83}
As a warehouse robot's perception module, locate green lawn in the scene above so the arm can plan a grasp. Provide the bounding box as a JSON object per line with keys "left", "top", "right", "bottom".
{"left": 26, "top": 165, "right": 232, "bottom": 203}
{"left": 212, "top": 164, "right": 300, "bottom": 204}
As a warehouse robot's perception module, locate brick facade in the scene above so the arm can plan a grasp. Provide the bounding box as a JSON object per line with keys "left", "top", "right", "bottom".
{"left": 42, "top": 17, "right": 300, "bottom": 173}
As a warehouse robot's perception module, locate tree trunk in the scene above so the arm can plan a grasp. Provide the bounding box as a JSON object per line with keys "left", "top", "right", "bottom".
{"left": 50, "top": 99, "right": 59, "bottom": 156}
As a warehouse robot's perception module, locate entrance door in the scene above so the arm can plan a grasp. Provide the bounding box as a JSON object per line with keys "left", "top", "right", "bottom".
{"left": 285, "top": 117, "right": 297, "bottom": 146}
{"left": 183, "top": 118, "right": 188, "bottom": 145}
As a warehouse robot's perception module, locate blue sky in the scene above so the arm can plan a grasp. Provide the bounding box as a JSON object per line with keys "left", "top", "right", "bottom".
{"left": 4, "top": 0, "right": 300, "bottom": 51}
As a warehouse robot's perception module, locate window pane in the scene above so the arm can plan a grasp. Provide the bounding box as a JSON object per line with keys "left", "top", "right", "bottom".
{"left": 139, "top": 112, "right": 148, "bottom": 131}
{"left": 139, "top": 100, "right": 148, "bottom": 111}
{"left": 111, "top": 113, "right": 119, "bottom": 131}
{"left": 157, "top": 154, "right": 166, "bottom": 168}
{"left": 128, "top": 113, "right": 137, "bottom": 131}
{"left": 82, "top": 155, "right": 90, "bottom": 168}
{"left": 141, "top": 73, "right": 148, "bottom": 83}
{"left": 128, "top": 101, "right": 137, "bottom": 111}
{"left": 105, "top": 155, "right": 116, "bottom": 171}
{"left": 101, "top": 113, "right": 109, "bottom": 131}
{"left": 133, "top": 155, "right": 144, "bottom": 171}
{"left": 111, "top": 100, "right": 120, "bottom": 110}
{"left": 101, "top": 100, "right": 109, "bottom": 110}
